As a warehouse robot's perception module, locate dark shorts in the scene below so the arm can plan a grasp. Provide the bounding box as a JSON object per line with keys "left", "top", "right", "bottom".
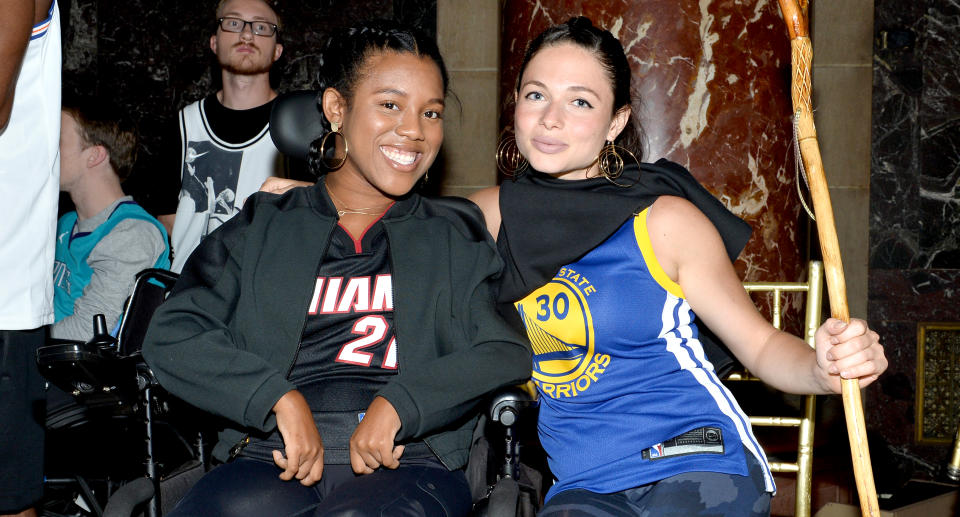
{"left": 0, "top": 327, "right": 47, "bottom": 512}
{"left": 167, "top": 455, "right": 472, "bottom": 517}
{"left": 538, "top": 453, "right": 771, "bottom": 517}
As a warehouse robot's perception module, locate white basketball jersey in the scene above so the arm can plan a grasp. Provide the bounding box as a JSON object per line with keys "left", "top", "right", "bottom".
{"left": 0, "top": 2, "right": 61, "bottom": 329}
{"left": 169, "top": 98, "right": 282, "bottom": 272}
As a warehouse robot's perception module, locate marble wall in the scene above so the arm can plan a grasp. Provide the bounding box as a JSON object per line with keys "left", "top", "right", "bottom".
{"left": 59, "top": 0, "right": 436, "bottom": 211}
{"left": 868, "top": 0, "right": 960, "bottom": 475}
{"left": 500, "top": 1, "right": 807, "bottom": 288}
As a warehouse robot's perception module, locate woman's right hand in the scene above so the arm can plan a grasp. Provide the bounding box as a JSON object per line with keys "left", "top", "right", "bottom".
{"left": 272, "top": 390, "right": 324, "bottom": 485}
{"left": 259, "top": 177, "right": 312, "bottom": 195}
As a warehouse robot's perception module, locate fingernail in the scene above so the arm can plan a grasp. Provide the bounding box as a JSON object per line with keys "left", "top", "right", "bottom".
{"left": 829, "top": 365, "right": 839, "bottom": 374}
{"left": 826, "top": 352, "right": 834, "bottom": 361}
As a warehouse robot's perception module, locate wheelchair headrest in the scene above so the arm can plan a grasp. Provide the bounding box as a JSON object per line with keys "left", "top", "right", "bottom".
{"left": 269, "top": 89, "right": 325, "bottom": 162}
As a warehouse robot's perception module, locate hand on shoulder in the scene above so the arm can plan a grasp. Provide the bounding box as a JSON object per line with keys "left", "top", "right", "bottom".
{"left": 260, "top": 177, "right": 313, "bottom": 195}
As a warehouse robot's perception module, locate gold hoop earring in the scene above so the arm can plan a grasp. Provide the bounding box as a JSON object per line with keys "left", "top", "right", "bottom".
{"left": 496, "top": 133, "right": 528, "bottom": 178}
{"left": 598, "top": 141, "right": 639, "bottom": 188}
{"left": 319, "top": 121, "right": 348, "bottom": 170}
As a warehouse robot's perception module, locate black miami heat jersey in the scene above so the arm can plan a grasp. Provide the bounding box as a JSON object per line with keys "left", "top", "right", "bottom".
{"left": 293, "top": 219, "right": 397, "bottom": 412}
{"left": 243, "top": 215, "right": 405, "bottom": 464}
{"left": 515, "top": 208, "right": 774, "bottom": 500}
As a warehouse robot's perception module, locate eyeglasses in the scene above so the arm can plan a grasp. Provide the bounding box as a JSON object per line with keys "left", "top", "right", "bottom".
{"left": 218, "top": 17, "right": 279, "bottom": 37}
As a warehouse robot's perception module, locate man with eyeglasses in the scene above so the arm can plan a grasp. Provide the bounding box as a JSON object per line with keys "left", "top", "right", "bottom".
{"left": 157, "top": 0, "right": 287, "bottom": 273}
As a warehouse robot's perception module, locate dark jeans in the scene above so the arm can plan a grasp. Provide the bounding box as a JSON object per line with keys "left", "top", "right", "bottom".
{"left": 167, "top": 456, "right": 471, "bottom": 517}
{"left": 538, "top": 453, "right": 771, "bottom": 517}
{"left": 0, "top": 327, "right": 47, "bottom": 512}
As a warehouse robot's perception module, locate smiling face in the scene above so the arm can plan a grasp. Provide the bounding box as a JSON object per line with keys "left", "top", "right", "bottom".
{"left": 514, "top": 42, "right": 628, "bottom": 180}
{"left": 326, "top": 51, "right": 445, "bottom": 198}
{"left": 210, "top": 0, "right": 282, "bottom": 76}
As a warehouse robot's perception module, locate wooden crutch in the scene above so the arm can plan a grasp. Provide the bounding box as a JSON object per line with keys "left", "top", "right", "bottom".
{"left": 775, "top": 1, "right": 880, "bottom": 515}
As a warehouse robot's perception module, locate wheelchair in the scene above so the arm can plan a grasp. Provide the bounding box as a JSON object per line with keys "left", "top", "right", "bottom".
{"left": 34, "top": 89, "right": 550, "bottom": 516}
{"left": 34, "top": 265, "right": 544, "bottom": 517}
{"left": 37, "top": 268, "right": 208, "bottom": 517}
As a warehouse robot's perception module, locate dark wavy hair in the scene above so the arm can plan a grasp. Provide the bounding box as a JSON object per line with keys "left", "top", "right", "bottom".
{"left": 307, "top": 21, "right": 449, "bottom": 175}
{"left": 516, "top": 16, "right": 645, "bottom": 158}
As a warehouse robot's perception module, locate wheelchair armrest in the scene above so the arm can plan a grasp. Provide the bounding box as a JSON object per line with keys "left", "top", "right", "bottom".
{"left": 37, "top": 314, "right": 138, "bottom": 409}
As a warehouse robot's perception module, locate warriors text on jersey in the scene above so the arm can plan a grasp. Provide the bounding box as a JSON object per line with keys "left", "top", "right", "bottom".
{"left": 515, "top": 207, "right": 773, "bottom": 499}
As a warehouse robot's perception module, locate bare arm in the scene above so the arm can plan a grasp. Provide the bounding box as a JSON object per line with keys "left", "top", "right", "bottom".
{"left": 157, "top": 214, "right": 175, "bottom": 236}
{"left": 648, "top": 195, "right": 886, "bottom": 395}
{"left": 467, "top": 185, "right": 501, "bottom": 240}
{"left": 0, "top": 0, "right": 36, "bottom": 131}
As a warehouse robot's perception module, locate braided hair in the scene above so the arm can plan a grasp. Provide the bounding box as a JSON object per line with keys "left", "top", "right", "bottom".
{"left": 306, "top": 21, "right": 449, "bottom": 175}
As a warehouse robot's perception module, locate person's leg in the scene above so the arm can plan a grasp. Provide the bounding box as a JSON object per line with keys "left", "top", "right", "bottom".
{"left": 538, "top": 489, "right": 638, "bottom": 517}
{"left": 313, "top": 462, "right": 472, "bottom": 517}
{"left": 0, "top": 328, "right": 47, "bottom": 516}
{"left": 538, "top": 454, "right": 770, "bottom": 517}
{"left": 623, "top": 454, "right": 771, "bottom": 517}
{"left": 167, "top": 457, "right": 325, "bottom": 517}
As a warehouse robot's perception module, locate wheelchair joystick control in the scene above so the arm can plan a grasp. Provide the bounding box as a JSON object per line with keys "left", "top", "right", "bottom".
{"left": 88, "top": 313, "right": 118, "bottom": 355}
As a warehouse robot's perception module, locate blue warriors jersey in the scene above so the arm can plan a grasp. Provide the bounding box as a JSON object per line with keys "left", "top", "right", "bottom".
{"left": 516, "top": 208, "right": 773, "bottom": 500}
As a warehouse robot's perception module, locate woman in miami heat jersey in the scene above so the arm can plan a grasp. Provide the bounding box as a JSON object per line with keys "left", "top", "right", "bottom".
{"left": 471, "top": 18, "right": 887, "bottom": 517}
{"left": 142, "top": 22, "right": 530, "bottom": 517}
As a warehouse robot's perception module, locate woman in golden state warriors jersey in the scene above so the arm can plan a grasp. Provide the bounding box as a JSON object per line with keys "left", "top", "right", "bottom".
{"left": 470, "top": 17, "right": 887, "bottom": 517}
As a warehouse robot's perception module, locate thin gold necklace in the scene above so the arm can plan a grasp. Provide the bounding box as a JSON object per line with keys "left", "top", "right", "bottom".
{"left": 326, "top": 184, "right": 391, "bottom": 217}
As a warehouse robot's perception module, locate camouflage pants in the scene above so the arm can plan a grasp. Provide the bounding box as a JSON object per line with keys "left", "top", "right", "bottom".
{"left": 538, "top": 454, "right": 770, "bottom": 517}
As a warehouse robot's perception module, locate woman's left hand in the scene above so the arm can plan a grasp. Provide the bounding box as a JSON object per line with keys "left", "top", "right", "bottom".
{"left": 349, "top": 396, "right": 405, "bottom": 475}
{"left": 814, "top": 318, "right": 887, "bottom": 393}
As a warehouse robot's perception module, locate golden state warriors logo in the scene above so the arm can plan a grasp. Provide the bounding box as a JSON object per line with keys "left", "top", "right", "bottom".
{"left": 516, "top": 267, "right": 609, "bottom": 399}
